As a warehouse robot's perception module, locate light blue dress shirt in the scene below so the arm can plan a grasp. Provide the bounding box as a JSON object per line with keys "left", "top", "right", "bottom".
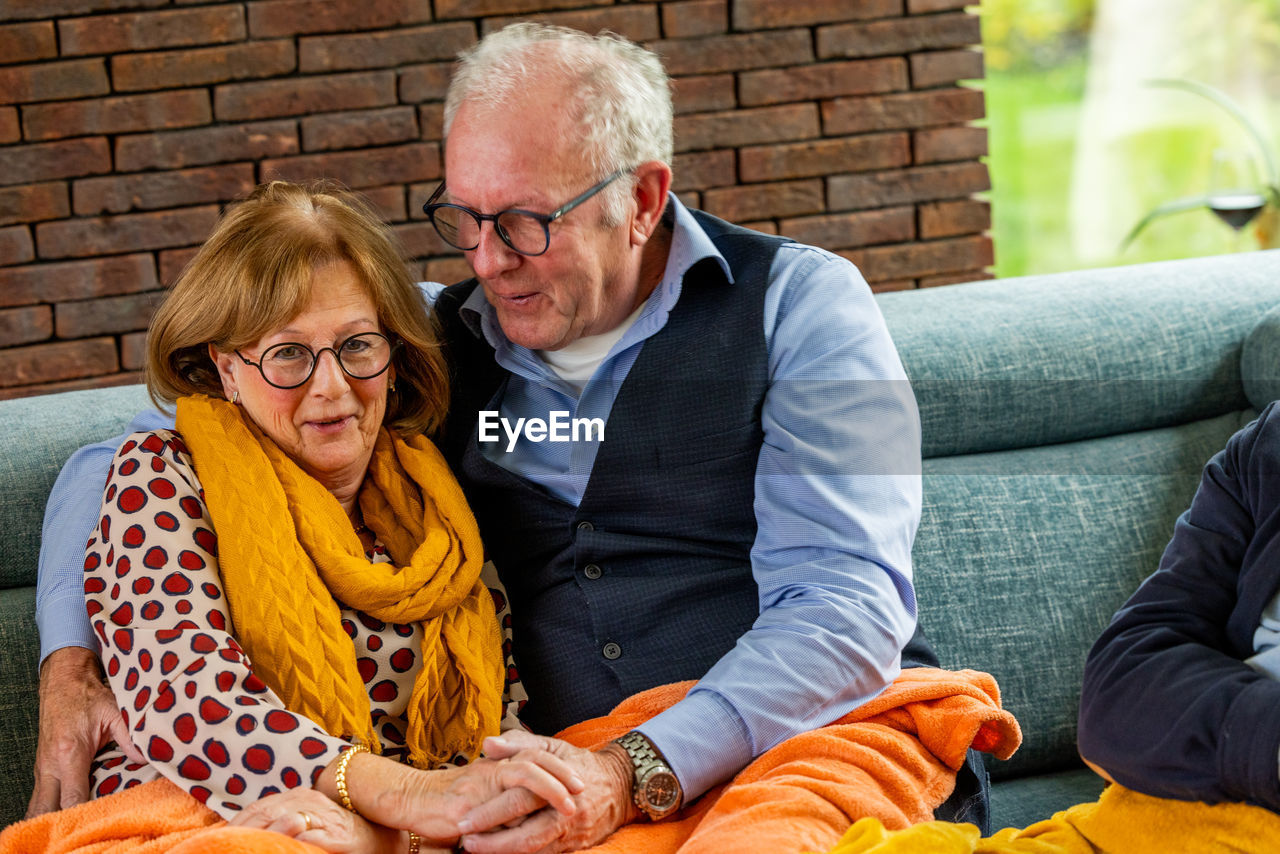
{"left": 36, "top": 196, "right": 921, "bottom": 802}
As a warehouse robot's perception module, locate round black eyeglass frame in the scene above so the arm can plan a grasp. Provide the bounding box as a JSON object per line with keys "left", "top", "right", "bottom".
{"left": 235, "top": 332, "right": 399, "bottom": 390}
{"left": 421, "top": 168, "right": 631, "bottom": 257}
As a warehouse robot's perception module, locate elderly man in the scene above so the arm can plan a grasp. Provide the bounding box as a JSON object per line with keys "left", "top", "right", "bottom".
{"left": 29, "top": 22, "right": 984, "bottom": 853}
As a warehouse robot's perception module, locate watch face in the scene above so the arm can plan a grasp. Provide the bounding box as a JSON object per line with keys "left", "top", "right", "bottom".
{"left": 642, "top": 770, "right": 681, "bottom": 811}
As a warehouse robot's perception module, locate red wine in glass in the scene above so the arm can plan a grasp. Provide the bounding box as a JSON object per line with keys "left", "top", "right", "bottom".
{"left": 1209, "top": 192, "right": 1266, "bottom": 231}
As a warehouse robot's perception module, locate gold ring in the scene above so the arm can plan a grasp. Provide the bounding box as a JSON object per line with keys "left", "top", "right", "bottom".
{"left": 299, "top": 811, "right": 313, "bottom": 832}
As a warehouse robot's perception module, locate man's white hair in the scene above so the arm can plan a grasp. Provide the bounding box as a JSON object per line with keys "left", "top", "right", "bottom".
{"left": 443, "top": 23, "right": 674, "bottom": 225}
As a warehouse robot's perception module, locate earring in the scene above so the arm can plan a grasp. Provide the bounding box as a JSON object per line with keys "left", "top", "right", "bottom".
{"left": 389, "top": 379, "right": 396, "bottom": 392}
{"left": 230, "top": 391, "right": 239, "bottom": 404}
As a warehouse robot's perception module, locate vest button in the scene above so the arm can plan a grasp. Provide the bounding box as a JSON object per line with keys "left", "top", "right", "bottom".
{"left": 577, "top": 521, "right": 594, "bottom": 532}
{"left": 602, "top": 642, "right": 622, "bottom": 660}
{"left": 583, "top": 564, "right": 603, "bottom": 580}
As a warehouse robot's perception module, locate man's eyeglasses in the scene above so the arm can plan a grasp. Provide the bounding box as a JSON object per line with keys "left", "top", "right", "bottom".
{"left": 422, "top": 169, "right": 631, "bottom": 257}
{"left": 236, "top": 332, "right": 398, "bottom": 390}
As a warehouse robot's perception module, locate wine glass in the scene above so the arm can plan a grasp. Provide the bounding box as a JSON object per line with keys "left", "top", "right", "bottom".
{"left": 1207, "top": 149, "right": 1266, "bottom": 250}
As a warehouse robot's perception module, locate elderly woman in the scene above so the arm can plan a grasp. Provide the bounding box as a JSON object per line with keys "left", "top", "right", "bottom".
{"left": 57, "top": 181, "right": 578, "bottom": 853}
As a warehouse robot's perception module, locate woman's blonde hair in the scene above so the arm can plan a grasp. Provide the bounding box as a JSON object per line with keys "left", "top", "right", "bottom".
{"left": 146, "top": 180, "right": 449, "bottom": 437}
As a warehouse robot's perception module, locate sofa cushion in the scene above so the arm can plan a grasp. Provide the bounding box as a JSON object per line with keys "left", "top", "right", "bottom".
{"left": 879, "top": 250, "right": 1280, "bottom": 459}
{"left": 1242, "top": 302, "right": 1280, "bottom": 410}
{"left": 914, "top": 411, "right": 1252, "bottom": 781}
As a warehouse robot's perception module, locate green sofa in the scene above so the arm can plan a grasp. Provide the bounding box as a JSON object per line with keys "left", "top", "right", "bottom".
{"left": 2, "top": 249, "right": 1279, "bottom": 831}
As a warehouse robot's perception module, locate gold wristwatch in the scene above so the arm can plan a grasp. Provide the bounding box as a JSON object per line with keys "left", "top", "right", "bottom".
{"left": 614, "top": 730, "right": 683, "bottom": 820}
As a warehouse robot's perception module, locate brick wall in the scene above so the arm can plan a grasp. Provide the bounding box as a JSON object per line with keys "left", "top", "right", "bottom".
{"left": 0, "top": 0, "right": 990, "bottom": 399}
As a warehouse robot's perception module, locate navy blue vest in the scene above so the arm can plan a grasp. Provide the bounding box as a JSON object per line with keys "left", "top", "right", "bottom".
{"left": 436, "top": 211, "right": 786, "bottom": 734}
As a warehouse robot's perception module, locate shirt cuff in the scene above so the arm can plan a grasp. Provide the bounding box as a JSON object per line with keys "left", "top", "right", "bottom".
{"left": 637, "top": 688, "right": 755, "bottom": 803}
{"left": 37, "top": 591, "right": 99, "bottom": 664}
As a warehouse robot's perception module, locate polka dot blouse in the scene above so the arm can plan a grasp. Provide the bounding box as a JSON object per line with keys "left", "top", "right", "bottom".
{"left": 84, "top": 429, "right": 527, "bottom": 819}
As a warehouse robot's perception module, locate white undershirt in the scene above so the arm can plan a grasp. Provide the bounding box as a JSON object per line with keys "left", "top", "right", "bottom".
{"left": 537, "top": 301, "right": 648, "bottom": 394}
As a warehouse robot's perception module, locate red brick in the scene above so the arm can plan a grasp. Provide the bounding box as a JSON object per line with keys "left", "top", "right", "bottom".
{"left": 424, "top": 256, "right": 472, "bottom": 284}
{"left": 301, "top": 107, "right": 419, "bottom": 152}
{"left": 0, "top": 305, "right": 52, "bottom": 346}
{"left": 869, "top": 279, "right": 915, "bottom": 293}
{"left": 260, "top": 142, "right": 439, "bottom": 190}
{"left": 910, "top": 48, "right": 983, "bottom": 88}
{"left": 780, "top": 206, "right": 915, "bottom": 250}
{"left": 650, "top": 29, "right": 812, "bottom": 77}
{"left": 399, "top": 64, "right": 452, "bottom": 103}
{"left": 392, "top": 221, "right": 454, "bottom": 258}
{"left": 36, "top": 206, "right": 220, "bottom": 259}
{"left": 73, "top": 164, "right": 255, "bottom": 216}
{"left": 0, "top": 108, "right": 17, "bottom": 143}
{"left": 436, "top": 0, "right": 608, "bottom": 18}
{"left": 0, "top": 370, "right": 142, "bottom": 400}
{"left": 116, "top": 120, "right": 298, "bottom": 172}
{"left": 677, "top": 190, "right": 701, "bottom": 210}
{"left": 299, "top": 23, "right": 474, "bottom": 73}
{"left": 357, "top": 185, "right": 407, "bottom": 223}
{"left": 662, "top": 0, "right": 726, "bottom": 38}
{"left": 216, "top": 71, "right": 396, "bottom": 121}
{"left": 0, "top": 337, "right": 119, "bottom": 388}
{"left": 0, "top": 226, "right": 34, "bottom": 266}
{"left": 0, "top": 59, "right": 108, "bottom": 106}
{"left": 56, "top": 290, "right": 162, "bottom": 338}
{"left": 741, "top": 133, "right": 910, "bottom": 182}
{"left": 482, "top": 7, "right": 659, "bottom": 42}
{"left": 0, "top": 0, "right": 167, "bottom": 22}
{"left": 58, "top": 7, "right": 245, "bottom": 56}
{"left": 839, "top": 234, "right": 992, "bottom": 282}
{"left": 0, "top": 254, "right": 158, "bottom": 307}
{"left": 0, "top": 183, "right": 70, "bottom": 227}
{"left": 248, "top": 0, "right": 433, "bottom": 38}
{"left": 23, "top": 90, "right": 212, "bottom": 142}
{"left": 920, "top": 269, "right": 994, "bottom": 288}
{"left": 828, "top": 162, "right": 988, "bottom": 210}
{"left": 907, "top": 0, "right": 969, "bottom": 11}
{"left": 919, "top": 198, "right": 990, "bottom": 239}
{"left": 733, "top": 0, "right": 901, "bottom": 29}
{"left": 159, "top": 247, "right": 200, "bottom": 287}
{"left": 915, "top": 125, "right": 987, "bottom": 164}
{"left": 120, "top": 330, "right": 146, "bottom": 370}
{"left": 740, "top": 57, "right": 907, "bottom": 107}
{"left": 823, "top": 88, "right": 985, "bottom": 134}
{"left": 0, "top": 138, "right": 110, "bottom": 187}
{"left": 672, "top": 74, "right": 736, "bottom": 115}
{"left": 112, "top": 40, "right": 296, "bottom": 93}
{"left": 0, "top": 22, "right": 57, "bottom": 64}
{"left": 702, "top": 179, "right": 824, "bottom": 222}
{"left": 672, "top": 149, "right": 736, "bottom": 192}
{"left": 675, "top": 103, "right": 819, "bottom": 153}
{"left": 740, "top": 220, "right": 779, "bottom": 235}
{"left": 818, "top": 13, "right": 981, "bottom": 60}
{"left": 418, "top": 103, "right": 443, "bottom": 140}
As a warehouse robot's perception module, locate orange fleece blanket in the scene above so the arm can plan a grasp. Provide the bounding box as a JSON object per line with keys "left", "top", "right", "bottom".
{"left": 1, "top": 668, "right": 1018, "bottom": 854}
{"left": 555, "top": 667, "right": 1020, "bottom": 854}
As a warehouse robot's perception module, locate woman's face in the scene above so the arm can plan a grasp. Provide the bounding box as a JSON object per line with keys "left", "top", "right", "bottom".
{"left": 212, "top": 260, "right": 391, "bottom": 498}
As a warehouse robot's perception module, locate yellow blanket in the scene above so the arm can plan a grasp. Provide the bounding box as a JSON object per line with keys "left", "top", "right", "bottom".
{"left": 822, "top": 782, "right": 1280, "bottom": 853}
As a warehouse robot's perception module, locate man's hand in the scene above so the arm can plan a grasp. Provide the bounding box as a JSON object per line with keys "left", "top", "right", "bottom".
{"left": 457, "top": 732, "right": 640, "bottom": 854}
{"left": 25, "top": 646, "right": 144, "bottom": 818}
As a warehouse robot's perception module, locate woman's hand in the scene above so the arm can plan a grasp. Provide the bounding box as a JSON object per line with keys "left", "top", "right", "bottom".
{"left": 230, "top": 786, "right": 409, "bottom": 853}
{"left": 391, "top": 748, "right": 586, "bottom": 844}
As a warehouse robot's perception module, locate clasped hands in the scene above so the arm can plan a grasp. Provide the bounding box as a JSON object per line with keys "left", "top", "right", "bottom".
{"left": 232, "top": 731, "right": 640, "bottom": 854}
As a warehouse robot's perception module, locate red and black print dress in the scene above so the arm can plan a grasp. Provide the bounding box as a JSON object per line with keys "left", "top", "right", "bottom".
{"left": 84, "top": 429, "right": 526, "bottom": 820}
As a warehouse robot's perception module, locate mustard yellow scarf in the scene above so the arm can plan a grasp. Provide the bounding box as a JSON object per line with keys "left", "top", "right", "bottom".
{"left": 174, "top": 394, "right": 502, "bottom": 767}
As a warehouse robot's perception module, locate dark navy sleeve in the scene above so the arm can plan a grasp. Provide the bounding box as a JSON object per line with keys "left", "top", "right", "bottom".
{"left": 1079, "top": 402, "right": 1280, "bottom": 811}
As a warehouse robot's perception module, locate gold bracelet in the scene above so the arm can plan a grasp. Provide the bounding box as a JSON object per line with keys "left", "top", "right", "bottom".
{"left": 334, "top": 744, "right": 371, "bottom": 814}
{"left": 406, "top": 830, "right": 420, "bottom": 853}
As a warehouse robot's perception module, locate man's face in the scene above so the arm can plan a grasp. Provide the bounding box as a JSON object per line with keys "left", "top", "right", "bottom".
{"left": 444, "top": 87, "right": 642, "bottom": 352}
